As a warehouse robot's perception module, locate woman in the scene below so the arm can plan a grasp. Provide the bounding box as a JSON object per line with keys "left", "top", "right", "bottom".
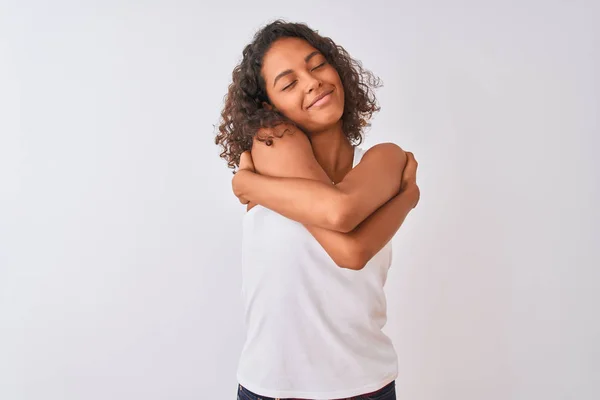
{"left": 216, "top": 20, "right": 420, "bottom": 400}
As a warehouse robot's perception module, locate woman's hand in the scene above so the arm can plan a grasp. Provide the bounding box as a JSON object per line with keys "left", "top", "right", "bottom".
{"left": 232, "top": 151, "right": 255, "bottom": 205}
{"left": 400, "top": 151, "right": 420, "bottom": 209}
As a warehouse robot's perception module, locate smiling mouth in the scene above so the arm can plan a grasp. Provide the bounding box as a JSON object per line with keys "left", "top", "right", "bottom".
{"left": 308, "top": 90, "right": 334, "bottom": 109}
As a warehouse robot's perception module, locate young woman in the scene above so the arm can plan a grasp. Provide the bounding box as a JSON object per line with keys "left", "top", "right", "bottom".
{"left": 216, "top": 20, "right": 420, "bottom": 400}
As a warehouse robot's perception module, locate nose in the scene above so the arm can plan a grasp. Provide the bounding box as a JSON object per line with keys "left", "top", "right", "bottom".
{"left": 305, "top": 74, "right": 322, "bottom": 94}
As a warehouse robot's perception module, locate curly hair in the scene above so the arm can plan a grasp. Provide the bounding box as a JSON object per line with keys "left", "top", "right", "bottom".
{"left": 215, "top": 20, "right": 382, "bottom": 170}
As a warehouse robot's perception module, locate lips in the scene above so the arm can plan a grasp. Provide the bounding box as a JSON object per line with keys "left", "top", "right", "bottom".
{"left": 307, "top": 89, "right": 334, "bottom": 109}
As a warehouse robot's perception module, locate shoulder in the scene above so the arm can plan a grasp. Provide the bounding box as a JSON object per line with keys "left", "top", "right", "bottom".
{"left": 251, "top": 124, "right": 312, "bottom": 156}
{"left": 250, "top": 124, "right": 320, "bottom": 178}
{"left": 361, "top": 142, "right": 407, "bottom": 167}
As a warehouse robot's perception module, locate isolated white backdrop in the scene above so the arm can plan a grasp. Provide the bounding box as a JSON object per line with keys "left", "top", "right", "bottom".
{"left": 1, "top": 1, "right": 598, "bottom": 399}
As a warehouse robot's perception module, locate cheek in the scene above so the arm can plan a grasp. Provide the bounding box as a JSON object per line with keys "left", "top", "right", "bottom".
{"left": 335, "top": 77, "right": 344, "bottom": 98}
{"left": 272, "top": 93, "right": 304, "bottom": 118}
{"left": 322, "top": 68, "right": 344, "bottom": 101}
{"left": 325, "top": 67, "right": 342, "bottom": 86}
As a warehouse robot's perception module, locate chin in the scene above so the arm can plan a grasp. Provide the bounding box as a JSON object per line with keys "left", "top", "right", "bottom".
{"left": 318, "top": 107, "right": 344, "bottom": 126}
{"left": 309, "top": 115, "right": 344, "bottom": 132}
{"left": 301, "top": 101, "right": 344, "bottom": 132}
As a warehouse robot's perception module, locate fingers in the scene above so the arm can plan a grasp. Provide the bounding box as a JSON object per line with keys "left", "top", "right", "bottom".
{"left": 405, "top": 152, "right": 418, "bottom": 171}
{"left": 405, "top": 151, "right": 418, "bottom": 167}
{"left": 233, "top": 154, "right": 253, "bottom": 206}
{"left": 239, "top": 151, "right": 255, "bottom": 171}
{"left": 402, "top": 151, "right": 418, "bottom": 184}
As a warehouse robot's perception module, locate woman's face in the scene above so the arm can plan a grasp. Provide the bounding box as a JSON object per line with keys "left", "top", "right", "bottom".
{"left": 261, "top": 37, "right": 345, "bottom": 133}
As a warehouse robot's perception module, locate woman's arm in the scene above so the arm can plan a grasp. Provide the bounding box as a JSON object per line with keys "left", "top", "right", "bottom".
{"left": 237, "top": 130, "right": 419, "bottom": 270}
{"left": 232, "top": 125, "right": 406, "bottom": 233}
{"left": 307, "top": 182, "right": 419, "bottom": 270}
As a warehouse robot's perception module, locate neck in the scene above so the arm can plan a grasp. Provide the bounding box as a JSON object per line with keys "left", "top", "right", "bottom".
{"left": 309, "top": 121, "right": 355, "bottom": 184}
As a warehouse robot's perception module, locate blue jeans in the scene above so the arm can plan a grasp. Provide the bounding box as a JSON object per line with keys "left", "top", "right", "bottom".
{"left": 237, "top": 380, "right": 396, "bottom": 400}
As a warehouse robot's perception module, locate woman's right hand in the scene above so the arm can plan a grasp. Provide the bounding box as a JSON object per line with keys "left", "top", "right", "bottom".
{"left": 400, "top": 151, "right": 420, "bottom": 209}
{"left": 232, "top": 151, "right": 255, "bottom": 205}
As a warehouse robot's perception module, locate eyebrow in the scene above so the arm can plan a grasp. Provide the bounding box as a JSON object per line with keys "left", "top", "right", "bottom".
{"left": 304, "top": 51, "right": 320, "bottom": 63}
{"left": 272, "top": 51, "right": 322, "bottom": 88}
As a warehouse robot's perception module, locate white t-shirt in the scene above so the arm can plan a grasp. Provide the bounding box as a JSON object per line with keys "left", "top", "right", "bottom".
{"left": 237, "top": 146, "right": 398, "bottom": 399}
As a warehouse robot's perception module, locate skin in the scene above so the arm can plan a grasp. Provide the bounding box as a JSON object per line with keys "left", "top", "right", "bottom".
{"left": 237, "top": 130, "right": 419, "bottom": 270}
{"left": 260, "top": 37, "right": 351, "bottom": 183}
{"left": 232, "top": 37, "right": 420, "bottom": 269}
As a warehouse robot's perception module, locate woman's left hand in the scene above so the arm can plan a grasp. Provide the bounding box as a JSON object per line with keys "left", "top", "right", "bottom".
{"left": 400, "top": 151, "right": 420, "bottom": 209}
{"left": 232, "top": 151, "right": 255, "bottom": 204}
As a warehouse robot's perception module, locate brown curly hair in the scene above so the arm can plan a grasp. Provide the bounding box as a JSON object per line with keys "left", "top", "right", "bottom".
{"left": 215, "top": 20, "right": 382, "bottom": 170}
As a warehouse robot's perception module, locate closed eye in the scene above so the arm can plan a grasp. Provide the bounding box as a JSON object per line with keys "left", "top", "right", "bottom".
{"left": 311, "top": 62, "right": 326, "bottom": 71}
{"left": 282, "top": 62, "right": 326, "bottom": 91}
{"left": 282, "top": 80, "right": 297, "bottom": 91}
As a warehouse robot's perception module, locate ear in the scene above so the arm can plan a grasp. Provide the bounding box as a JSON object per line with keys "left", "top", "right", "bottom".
{"left": 262, "top": 101, "right": 275, "bottom": 111}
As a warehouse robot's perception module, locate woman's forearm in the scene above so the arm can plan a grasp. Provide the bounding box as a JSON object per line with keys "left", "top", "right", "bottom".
{"left": 306, "top": 184, "right": 419, "bottom": 270}
{"left": 234, "top": 170, "right": 346, "bottom": 231}
{"left": 347, "top": 184, "right": 418, "bottom": 263}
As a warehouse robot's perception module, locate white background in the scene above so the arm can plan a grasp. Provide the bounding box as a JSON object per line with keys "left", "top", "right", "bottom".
{"left": 1, "top": 0, "right": 598, "bottom": 399}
